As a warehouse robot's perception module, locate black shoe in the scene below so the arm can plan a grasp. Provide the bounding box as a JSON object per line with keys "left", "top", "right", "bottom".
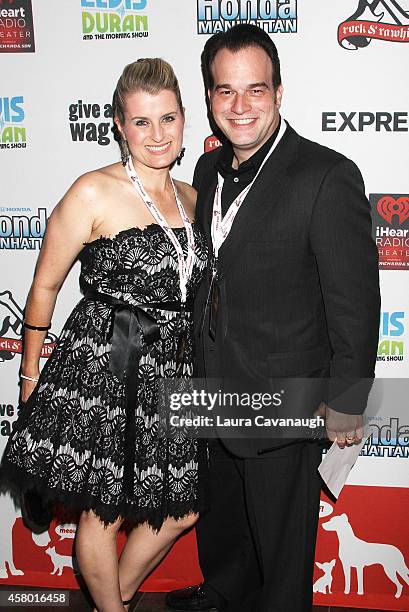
{"left": 165, "top": 584, "right": 217, "bottom": 611}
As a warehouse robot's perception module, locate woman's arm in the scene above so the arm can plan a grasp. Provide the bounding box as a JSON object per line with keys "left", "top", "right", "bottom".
{"left": 20, "top": 173, "right": 99, "bottom": 401}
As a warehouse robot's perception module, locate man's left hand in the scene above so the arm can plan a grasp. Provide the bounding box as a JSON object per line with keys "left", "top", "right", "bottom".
{"left": 315, "top": 403, "right": 364, "bottom": 449}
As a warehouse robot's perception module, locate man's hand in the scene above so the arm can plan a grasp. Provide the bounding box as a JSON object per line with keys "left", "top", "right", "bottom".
{"left": 315, "top": 403, "right": 364, "bottom": 448}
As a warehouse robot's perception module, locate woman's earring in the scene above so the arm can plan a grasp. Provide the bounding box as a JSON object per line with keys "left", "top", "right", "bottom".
{"left": 176, "top": 147, "right": 186, "bottom": 166}
{"left": 121, "top": 138, "right": 130, "bottom": 166}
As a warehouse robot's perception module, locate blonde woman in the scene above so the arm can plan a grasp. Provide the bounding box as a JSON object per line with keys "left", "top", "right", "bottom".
{"left": 1, "top": 59, "right": 208, "bottom": 612}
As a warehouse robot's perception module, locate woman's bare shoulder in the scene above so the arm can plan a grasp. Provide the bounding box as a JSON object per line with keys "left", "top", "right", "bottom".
{"left": 174, "top": 180, "right": 197, "bottom": 219}
{"left": 72, "top": 162, "right": 123, "bottom": 197}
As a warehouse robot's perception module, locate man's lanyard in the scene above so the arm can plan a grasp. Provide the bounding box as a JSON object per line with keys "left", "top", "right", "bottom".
{"left": 125, "top": 157, "right": 195, "bottom": 305}
{"left": 210, "top": 119, "right": 287, "bottom": 265}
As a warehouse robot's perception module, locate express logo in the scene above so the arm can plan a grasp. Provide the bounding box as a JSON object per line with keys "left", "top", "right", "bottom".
{"left": 0, "top": 290, "right": 56, "bottom": 363}
{"left": 81, "top": 0, "right": 148, "bottom": 41}
{"left": 370, "top": 193, "right": 409, "bottom": 270}
{"left": 0, "top": 0, "right": 35, "bottom": 53}
{"left": 322, "top": 112, "right": 408, "bottom": 132}
{"left": 377, "top": 311, "right": 405, "bottom": 361}
{"left": 338, "top": 0, "right": 409, "bottom": 50}
{"left": 197, "top": 0, "right": 297, "bottom": 35}
{"left": 0, "top": 96, "right": 27, "bottom": 149}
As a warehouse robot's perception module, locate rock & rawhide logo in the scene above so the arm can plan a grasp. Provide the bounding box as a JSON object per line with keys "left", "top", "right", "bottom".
{"left": 370, "top": 194, "right": 409, "bottom": 269}
{"left": 0, "top": 206, "right": 47, "bottom": 250}
{"left": 204, "top": 134, "right": 222, "bottom": 153}
{"left": 338, "top": 0, "right": 409, "bottom": 50}
{"left": 81, "top": 0, "right": 149, "bottom": 41}
{"left": 0, "top": 95, "right": 27, "bottom": 149}
{"left": 197, "top": 0, "right": 297, "bottom": 35}
{"left": 0, "top": 290, "right": 56, "bottom": 363}
{"left": 0, "top": 0, "right": 35, "bottom": 53}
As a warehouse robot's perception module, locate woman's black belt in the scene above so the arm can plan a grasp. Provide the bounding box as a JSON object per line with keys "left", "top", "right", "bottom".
{"left": 83, "top": 288, "right": 193, "bottom": 499}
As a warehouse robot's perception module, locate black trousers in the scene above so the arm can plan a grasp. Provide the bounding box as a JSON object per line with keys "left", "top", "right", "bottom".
{"left": 196, "top": 439, "right": 323, "bottom": 612}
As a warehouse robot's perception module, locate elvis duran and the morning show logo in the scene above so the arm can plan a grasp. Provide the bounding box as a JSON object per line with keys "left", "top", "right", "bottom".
{"left": 0, "top": 95, "right": 27, "bottom": 149}
{"left": 197, "top": 0, "right": 297, "bottom": 35}
{"left": 338, "top": 0, "right": 409, "bottom": 50}
{"left": 0, "top": 290, "right": 56, "bottom": 364}
{"left": 370, "top": 194, "right": 409, "bottom": 269}
{"left": 377, "top": 310, "right": 406, "bottom": 362}
{"left": 68, "top": 99, "right": 113, "bottom": 146}
{"left": 0, "top": 0, "right": 35, "bottom": 53}
{"left": 0, "top": 206, "right": 47, "bottom": 250}
{"left": 81, "top": 0, "right": 149, "bottom": 41}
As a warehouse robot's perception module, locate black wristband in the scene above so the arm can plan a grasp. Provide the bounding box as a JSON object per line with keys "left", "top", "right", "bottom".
{"left": 23, "top": 322, "right": 51, "bottom": 331}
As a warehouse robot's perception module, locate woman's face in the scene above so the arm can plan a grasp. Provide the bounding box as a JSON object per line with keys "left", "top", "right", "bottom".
{"left": 116, "top": 88, "right": 184, "bottom": 170}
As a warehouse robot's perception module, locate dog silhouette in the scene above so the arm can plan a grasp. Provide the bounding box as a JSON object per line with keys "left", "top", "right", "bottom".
{"left": 313, "top": 558, "right": 336, "bottom": 594}
{"left": 323, "top": 513, "right": 409, "bottom": 598}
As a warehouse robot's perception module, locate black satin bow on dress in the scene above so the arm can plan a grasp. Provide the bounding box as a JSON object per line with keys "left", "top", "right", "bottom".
{"left": 84, "top": 288, "right": 192, "bottom": 499}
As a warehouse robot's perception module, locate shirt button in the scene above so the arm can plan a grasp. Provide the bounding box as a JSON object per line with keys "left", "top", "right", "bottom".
{"left": 233, "top": 177, "right": 239, "bottom": 183}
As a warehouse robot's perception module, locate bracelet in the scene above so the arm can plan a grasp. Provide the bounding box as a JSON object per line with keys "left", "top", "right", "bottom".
{"left": 20, "top": 374, "right": 39, "bottom": 383}
{"left": 23, "top": 321, "right": 51, "bottom": 331}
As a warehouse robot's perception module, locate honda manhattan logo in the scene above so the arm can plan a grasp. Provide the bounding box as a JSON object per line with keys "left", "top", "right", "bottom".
{"left": 0, "top": 290, "right": 56, "bottom": 362}
{"left": 197, "top": 0, "right": 297, "bottom": 35}
{"left": 338, "top": 0, "right": 409, "bottom": 50}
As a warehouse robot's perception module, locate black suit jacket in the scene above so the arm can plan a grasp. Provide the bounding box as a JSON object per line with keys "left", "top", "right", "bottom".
{"left": 193, "top": 123, "right": 380, "bottom": 457}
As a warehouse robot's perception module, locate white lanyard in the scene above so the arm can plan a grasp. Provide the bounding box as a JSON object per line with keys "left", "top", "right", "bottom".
{"left": 211, "top": 119, "right": 287, "bottom": 261}
{"left": 125, "top": 157, "right": 195, "bottom": 304}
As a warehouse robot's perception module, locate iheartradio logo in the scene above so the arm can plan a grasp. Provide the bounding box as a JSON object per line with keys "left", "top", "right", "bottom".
{"left": 377, "top": 196, "right": 409, "bottom": 226}
{"left": 204, "top": 134, "right": 222, "bottom": 153}
{"left": 370, "top": 193, "right": 409, "bottom": 270}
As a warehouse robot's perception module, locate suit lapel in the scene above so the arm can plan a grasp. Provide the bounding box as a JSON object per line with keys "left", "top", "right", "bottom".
{"left": 197, "top": 165, "right": 218, "bottom": 247}
{"left": 218, "top": 125, "right": 300, "bottom": 275}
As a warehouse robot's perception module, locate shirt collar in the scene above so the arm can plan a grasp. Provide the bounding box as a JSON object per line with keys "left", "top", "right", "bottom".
{"left": 216, "top": 117, "right": 281, "bottom": 178}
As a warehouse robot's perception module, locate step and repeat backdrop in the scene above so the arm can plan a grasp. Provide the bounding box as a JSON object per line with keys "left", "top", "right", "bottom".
{"left": 1, "top": 1, "right": 408, "bottom": 609}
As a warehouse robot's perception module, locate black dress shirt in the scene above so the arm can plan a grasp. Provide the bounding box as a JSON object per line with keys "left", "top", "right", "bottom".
{"left": 216, "top": 119, "right": 281, "bottom": 216}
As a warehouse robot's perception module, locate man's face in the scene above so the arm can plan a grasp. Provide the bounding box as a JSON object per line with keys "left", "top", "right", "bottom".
{"left": 208, "top": 45, "right": 283, "bottom": 164}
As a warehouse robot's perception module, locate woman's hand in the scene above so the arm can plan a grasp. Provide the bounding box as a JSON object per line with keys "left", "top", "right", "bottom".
{"left": 20, "top": 377, "right": 39, "bottom": 404}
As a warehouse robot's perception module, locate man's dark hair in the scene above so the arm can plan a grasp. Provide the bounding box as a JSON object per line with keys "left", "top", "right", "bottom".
{"left": 201, "top": 24, "right": 281, "bottom": 92}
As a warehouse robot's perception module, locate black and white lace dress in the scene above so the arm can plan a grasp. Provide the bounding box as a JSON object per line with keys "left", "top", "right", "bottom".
{"left": 1, "top": 223, "right": 209, "bottom": 529}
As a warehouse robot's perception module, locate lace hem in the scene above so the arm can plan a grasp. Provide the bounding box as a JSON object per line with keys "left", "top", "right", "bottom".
{"left": 0, "top": 460, "right": 207, "bottom": 532}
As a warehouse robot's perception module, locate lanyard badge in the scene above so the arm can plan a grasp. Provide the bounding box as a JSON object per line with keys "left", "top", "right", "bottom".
{"left": 125, "top": 158, "right": 196, "bottom": 374}
{"left": 125, "top": 157, "right": 195, "bottom": 305}
{"left": 208, "top": 120, "right": 287, "bottom": 339}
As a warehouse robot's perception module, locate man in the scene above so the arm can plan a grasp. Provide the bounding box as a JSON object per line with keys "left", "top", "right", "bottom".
{"left": 166, "top": 24, "right": 380, "bottom": 612}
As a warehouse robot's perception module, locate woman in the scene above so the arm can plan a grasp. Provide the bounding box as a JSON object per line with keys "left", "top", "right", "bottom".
{"left": 1, "top": 59, "right": 208, "bottom": 612}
